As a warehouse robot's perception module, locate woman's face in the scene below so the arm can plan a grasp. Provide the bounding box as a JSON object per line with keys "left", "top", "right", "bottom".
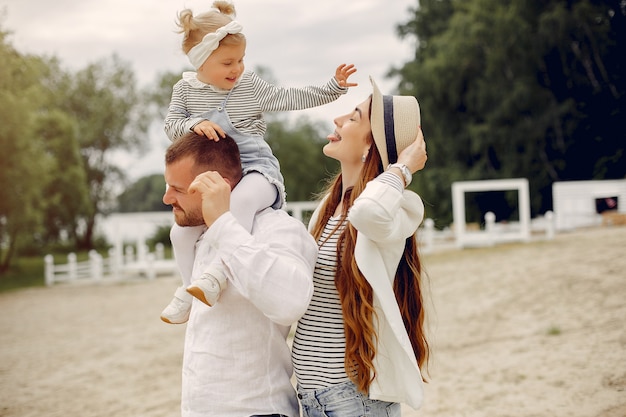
{"left": 323, "top": 97, "right": 373, "bottom": 167}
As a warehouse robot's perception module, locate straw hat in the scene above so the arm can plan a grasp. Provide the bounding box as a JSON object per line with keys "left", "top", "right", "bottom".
{"left": 370, "top": 76, "right": 421, "bottom": 168}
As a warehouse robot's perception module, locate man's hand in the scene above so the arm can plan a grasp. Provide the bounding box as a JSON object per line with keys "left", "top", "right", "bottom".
{"left": 335, "top": 64, "right": 358, "bottom": 88}
{"left": 188, "top": 171, "right": 232, "bottom": 228}
{"left": 192, "top": 120, "right": 226, "bottom": 141}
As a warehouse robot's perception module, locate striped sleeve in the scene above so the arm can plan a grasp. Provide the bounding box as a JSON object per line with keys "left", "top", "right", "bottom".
{"left": 250, "top": 72, "right": 348, "bottom": 112}
{"left": 375, "top": 171, "right": 405, "bottom": 192}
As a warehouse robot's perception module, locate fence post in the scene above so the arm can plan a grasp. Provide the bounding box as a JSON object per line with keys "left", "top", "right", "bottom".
{"left": 68, "top": 253, "right": 77, "bottom": 281}
{"left": 107, "top": 248, "right": 117, "bottom": 279}
{"left": 545, "top": 210, "right": 555, "bottom": 240}
{"left": 44, "top": 255, "right": 55, "bottom": 286}
{"left": 136, "top": 237, "right": 147, "bottom": 262}
{"left": 422, "top": 218, "right": 434, "bottom": 254}
{"left": 155, "top": 243, "right": 164, "bottom": 260}
{"left": 125, "top": 245, "right": 134, "bottom": 264}
{"left": 146, "top": 253, "right": 156, "bottom": 280}
{"left": 89, "top": 250, "right": 103, "bottom": 282}
{"left": 485, "top": 212, "right": 496, "bottom": 246}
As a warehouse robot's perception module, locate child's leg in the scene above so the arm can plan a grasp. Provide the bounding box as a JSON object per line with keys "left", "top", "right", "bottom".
{"left": 160, "top": 223, "right": 204, "bottom": 324}
{"left": 230, "top": 172, "right": 278, "bottom": 232}
{"left": 170, "top": 223, "right": 205, "bottom": 288}
{"left": 186, "top": 172, "right": 278, "bottom": 307}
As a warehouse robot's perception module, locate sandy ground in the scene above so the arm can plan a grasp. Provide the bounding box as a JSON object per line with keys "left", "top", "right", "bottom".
{"left": 1, "top": 226, "right": 625, "bottom": 417}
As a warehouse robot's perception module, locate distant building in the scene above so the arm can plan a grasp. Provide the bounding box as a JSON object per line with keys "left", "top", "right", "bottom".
{"left": 552, "top": 179, "right": 626, "bottom": 230}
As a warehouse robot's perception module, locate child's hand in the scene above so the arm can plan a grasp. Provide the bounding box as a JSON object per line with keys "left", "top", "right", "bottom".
{"left": 193, "top": 120, "right": 226, "bottom": 141}
{"left": 335, "top": 64, "right": 358, "bottom": 88}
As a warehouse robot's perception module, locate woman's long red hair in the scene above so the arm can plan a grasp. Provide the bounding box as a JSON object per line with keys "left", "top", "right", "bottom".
{"left": 310, "top": 117, "right": 429, "bottom": 393}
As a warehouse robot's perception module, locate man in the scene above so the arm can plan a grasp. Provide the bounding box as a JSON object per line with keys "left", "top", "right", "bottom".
{"left": 162, "top": 132, "right": 317, "bottom": 417}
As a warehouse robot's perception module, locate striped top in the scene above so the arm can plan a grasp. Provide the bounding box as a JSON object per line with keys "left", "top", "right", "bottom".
{"left": 292, "top": 215, "right": 349, "bottom": 389}
{"left": 164, "top": 70, "right": 347, "bottom": 141}
{"left": 292, "top": 172, "right": 405, "bottom": 390}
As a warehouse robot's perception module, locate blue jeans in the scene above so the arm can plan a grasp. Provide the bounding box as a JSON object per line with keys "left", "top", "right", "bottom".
{"left": 297, "top": 381, "right": 401, "bottom": 417}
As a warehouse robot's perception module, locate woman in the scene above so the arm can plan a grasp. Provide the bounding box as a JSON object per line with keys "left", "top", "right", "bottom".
{"left": 292, "top": 77, "right": 429, "bottom": 416}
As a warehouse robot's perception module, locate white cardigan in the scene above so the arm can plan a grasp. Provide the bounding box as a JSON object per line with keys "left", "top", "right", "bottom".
{"left": 309, "top": 180, "right": 425, "bottom": 409}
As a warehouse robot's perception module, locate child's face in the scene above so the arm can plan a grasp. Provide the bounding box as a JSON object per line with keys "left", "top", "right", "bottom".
{"left": 197, "top": 42, "right": 246, "bottom": 90}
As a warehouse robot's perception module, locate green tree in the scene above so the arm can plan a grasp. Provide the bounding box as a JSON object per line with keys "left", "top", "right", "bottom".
{"left": 266, "top": 117, "right": 337, "bottom": 202}
{"left": 57, "top": 55, "right": 151, "bottom": 248}
{"left": 392, "top": 0, "right": 625, "bottom": 226}
{"left": 34, "top": 107, "right": 91, "bottom": 246}
{"left": 143, "top": 71, "right": 182, "bottom": 121}
{"left": 117, "top": 174, "right": 169, "bottom": 212}
{"left": 0, "top": 28, "right": 48, "bottom": 271}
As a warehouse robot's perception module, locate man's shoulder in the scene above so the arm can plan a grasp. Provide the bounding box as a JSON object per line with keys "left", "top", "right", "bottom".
{"left": 256, "top": 207, "right": 300, "bottom": 222}
{"left": 254, "top": 208, "right": 309, "bottom": 232}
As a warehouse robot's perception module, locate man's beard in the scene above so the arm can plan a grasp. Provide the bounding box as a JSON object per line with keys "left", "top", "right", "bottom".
{"left": 173, "top": 205, "right": 205, "bottom": 227}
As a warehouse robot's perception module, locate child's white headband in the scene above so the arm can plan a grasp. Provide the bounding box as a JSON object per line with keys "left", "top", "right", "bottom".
{"left": 187, "top": 20, "right": 243, "bottom": 69}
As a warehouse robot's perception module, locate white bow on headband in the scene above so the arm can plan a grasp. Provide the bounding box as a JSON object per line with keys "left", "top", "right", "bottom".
{"left": 187, "top": 20, "right": 243, "bottom": 69}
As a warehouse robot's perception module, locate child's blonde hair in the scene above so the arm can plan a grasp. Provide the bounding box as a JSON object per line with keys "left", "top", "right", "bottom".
{"left": 176, "top": 1, "right": 245, "bottom": 54}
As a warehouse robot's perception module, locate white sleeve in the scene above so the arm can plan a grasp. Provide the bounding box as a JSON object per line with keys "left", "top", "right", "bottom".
{"left": 203, "top": 210, "right": 317, "bottom": 326}
{"left": 348, "top": 180, "right": 424, "bottom": 243}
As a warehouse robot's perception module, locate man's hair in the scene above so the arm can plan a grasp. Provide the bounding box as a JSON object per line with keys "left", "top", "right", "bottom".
{"left": 165, "top": 132, "right": 243, "bottom": 185}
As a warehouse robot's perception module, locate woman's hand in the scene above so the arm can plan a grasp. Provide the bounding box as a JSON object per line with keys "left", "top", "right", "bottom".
{"left": 193, "top": 120, "right": 226, "bottom": 141}
{"left": 335, "top": 64, "right": 358, "bottom": 88}
{"left": 397, "top": 127, "right": 427, "bottom": 174}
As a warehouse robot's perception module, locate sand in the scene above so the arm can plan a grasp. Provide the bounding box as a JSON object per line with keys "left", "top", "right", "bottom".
{"left": 1, "top": 226, "right": 625, "bottom": 417}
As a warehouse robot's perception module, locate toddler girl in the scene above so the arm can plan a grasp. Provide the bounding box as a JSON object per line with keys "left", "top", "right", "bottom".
{"left": 161, "top": 0, "right": 357, "bottom": 323}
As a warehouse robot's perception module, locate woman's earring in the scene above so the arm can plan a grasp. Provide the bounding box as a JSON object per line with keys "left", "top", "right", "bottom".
{"left": 361, "top": 154, "right": 367, "bottom": 163}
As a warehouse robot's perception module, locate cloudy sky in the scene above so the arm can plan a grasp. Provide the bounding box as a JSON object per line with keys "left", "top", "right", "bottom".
{"left": 3, "top": 0, "right": 417, "bottom": 179}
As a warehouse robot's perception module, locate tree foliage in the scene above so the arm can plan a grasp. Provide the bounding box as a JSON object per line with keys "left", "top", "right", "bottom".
{"left": 54, "top": 55, "right": 151, "bottom": 248}
{"left": 266, "top": 117, "right": 338, "bottom": 202}
{"left": 34, "top": 108, "right": 90, "bottom": 246}
{"left": 392, "top": 0, "right": 625, "bottom": 225}
{"left": 0, "top": 28, "right": 48, "bottom": 272}
{"left": 117, "top": 174, "right": 169, "bottom": 212}
{"left": 0, "top": 20, "right": 151, "bottom": 272}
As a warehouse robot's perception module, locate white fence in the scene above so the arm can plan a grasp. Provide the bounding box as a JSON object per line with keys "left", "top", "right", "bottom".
{"left": 44, "top": 243, "right": 178, "bottom": 286}
{"left": 419, "top": 211, "right": 555, "bottom": 254}
{"left": 44, "top": 201, "right": 557, "bottom": 285}
{"left": 46, "top": 203, "right": 319, "bottom": 286}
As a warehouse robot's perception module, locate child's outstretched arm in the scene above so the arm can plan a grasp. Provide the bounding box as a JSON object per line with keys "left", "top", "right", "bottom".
{"left": 335, "top": 64, "right": 358, "bottom": 88}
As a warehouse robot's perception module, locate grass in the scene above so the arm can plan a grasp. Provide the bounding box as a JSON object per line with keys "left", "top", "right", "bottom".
{"left": 547, "top": 325, "right": 562, "bottom": 336}
{"left": 0, "top": 255, "right": 48, "bottom": 293}
{"left": 0, "top": 245, "right": 175, "bottom": 294}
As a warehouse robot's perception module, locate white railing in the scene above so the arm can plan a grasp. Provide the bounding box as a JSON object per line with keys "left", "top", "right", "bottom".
{"left": 44, "top": 203, "right": 556, "bottom": 285}
{"left": 284, "top": 201, "right": 318, "bottom": 223}
{"left": 419, "top": 211, "right": 555, "bottom": 254}
{"left": 44, "top": 243, "right": 178, "bottom": 286}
